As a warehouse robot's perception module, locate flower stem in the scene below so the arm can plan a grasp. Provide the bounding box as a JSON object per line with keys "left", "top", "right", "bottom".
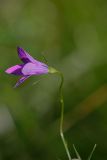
{"left": 57, "top": 71, "right": 72, "bottom": 160}
{"left": 49, "top": 67, "right": 72, "bottom": 160}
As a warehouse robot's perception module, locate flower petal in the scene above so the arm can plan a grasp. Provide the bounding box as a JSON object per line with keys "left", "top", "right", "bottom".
{"left": 14, "top": 76, "right": 30, "bottom": 88}
{"left": 22, "top": 62, "right": 48, "bottom": 76}
{"left": 5, "top": 65, "right": 24, "bottom": 75}
{"left": 17, "top": 47, "right": 38, "bottom": 63}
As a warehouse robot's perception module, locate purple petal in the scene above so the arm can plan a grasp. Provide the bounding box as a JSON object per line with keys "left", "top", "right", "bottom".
{"left": 5, "top": 65, "right": 24, "bottom": 75}
{"left": 17, "top": 47, "right": 38, "bottom": 64}
{"left": 14, "top": 76, "right": 30, "bottom": 88}
{"left": 22, "top": 62, "right": 48, "bottom": 76}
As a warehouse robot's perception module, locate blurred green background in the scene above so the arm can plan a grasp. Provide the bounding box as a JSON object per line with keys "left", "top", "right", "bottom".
{"left": 0, "top": 0, "right": 107, "bottom": 159}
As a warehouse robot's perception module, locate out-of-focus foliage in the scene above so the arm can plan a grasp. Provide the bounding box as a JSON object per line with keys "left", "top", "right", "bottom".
{"left": 0, "top": 0, "right": 107, "bottom": 159}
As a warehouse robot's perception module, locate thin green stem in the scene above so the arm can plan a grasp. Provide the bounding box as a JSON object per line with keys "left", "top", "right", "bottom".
{"left": 49, "top": 66, "right": 72, "bottom": 160}
{"left": 57, "top": 71, "right": 72, "bottom": 160}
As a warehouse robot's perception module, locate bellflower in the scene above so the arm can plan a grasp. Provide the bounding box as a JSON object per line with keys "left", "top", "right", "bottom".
{"left": 5, "top": 47, "right": 49, "bottom": 87}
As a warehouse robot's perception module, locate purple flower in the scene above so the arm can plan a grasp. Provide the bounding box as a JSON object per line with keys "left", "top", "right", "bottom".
{"left": 5, "top": 47, "right": 49, "bottom": 87}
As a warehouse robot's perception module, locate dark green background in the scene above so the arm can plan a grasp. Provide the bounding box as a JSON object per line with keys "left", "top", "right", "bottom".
{"left": 0, "top": 0, "right": 107, "bottom": 159}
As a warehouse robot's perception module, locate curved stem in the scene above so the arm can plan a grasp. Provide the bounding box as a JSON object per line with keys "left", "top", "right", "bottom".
{"left": 57, "top": 71, "right": 72, "bottom": 160}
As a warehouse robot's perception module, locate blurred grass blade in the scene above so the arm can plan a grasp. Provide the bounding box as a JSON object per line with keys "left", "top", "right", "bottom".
{"left": 87, "top": 144, "right": 97, "bottom": 160}
{"left": 73, "top": 144, "right": 82, "bottom": 160}
{"left": 32, "top": 78, "right": 44, "bottom": 86}
{"left": 41, "top": 52, "right": 48, "bottom": 65}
